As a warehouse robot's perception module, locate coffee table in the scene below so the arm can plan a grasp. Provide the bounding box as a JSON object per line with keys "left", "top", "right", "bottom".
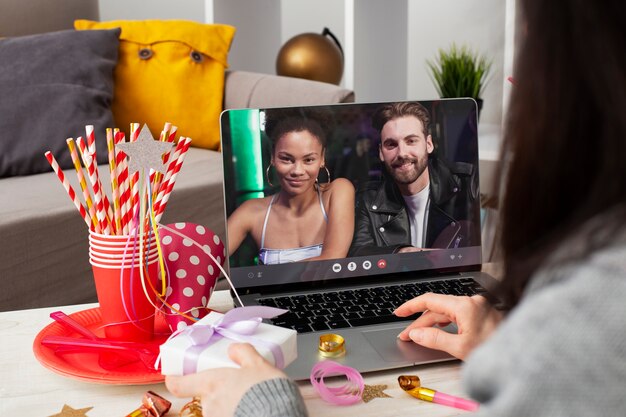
{"left": 0, "top": 290, "right": 470, "bottom": 416}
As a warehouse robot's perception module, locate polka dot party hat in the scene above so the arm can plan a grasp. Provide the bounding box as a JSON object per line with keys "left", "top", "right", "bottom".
{"left": 160, "top": 222, "right": 225, "bottom": 332}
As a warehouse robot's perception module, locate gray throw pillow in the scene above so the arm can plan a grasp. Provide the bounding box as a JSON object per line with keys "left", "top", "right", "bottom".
{"left": 0, "top": 28, "right": 120, "bottom": 177}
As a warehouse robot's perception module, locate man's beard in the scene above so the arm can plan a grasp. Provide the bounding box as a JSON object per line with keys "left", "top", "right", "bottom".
{"left": 385, "top": 154, "right": 429, "bottom": 185}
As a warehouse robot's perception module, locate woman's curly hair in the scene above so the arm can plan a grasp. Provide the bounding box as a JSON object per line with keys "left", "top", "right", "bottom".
{"left": 264, "top": 107, "right": 335, "bottom": 150}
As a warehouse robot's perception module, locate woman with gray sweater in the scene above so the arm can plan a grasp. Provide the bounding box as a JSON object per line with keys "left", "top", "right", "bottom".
{"left": 166, "top": 0, "right": 626, "bottom": 415}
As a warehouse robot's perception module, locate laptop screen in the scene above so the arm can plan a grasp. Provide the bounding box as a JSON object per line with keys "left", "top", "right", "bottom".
{"left": 220, "top": 99, "right": 483, "bottom": 294}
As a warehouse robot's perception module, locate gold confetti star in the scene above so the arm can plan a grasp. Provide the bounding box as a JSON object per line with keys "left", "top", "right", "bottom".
{"left": 48, "top": 404, "right": 93, "bottom": 417}
{"left": 362, "top": 384, "right": 392, "bottom": 403}
{"left": 116, "top": 124, "right": 173, "bottom": 174}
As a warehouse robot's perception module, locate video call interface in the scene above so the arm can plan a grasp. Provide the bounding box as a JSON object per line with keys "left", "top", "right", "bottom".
{"left": 220, "top": 99, "right": 483, "bottom": 291}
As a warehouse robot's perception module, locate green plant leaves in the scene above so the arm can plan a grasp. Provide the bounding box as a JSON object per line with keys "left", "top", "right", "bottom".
{"left": 426, "top": 44, "right": 492, "bottom": 99}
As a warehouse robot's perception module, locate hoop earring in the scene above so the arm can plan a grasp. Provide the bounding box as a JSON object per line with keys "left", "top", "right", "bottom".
{"left": 265, "top": 164, "right": 274, "bottom": 187}
{"left": 317, "top": 165, "right": 331, "bottom": 185}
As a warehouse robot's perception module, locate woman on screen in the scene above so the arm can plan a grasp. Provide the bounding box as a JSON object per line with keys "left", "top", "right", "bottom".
{"left": 227, "top": 108, "right": 355, "bottom": 265}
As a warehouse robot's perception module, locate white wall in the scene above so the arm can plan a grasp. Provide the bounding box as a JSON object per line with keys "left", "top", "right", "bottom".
{"left": 99, "top": 0, "right": 204, "bottom": 21}
{"left": 354, "top": 0, "right": 408, "bottom": 102}
{"left": 213, "top": 0, "right": 281, "bottom": 74}
{"left": 407, "top": 0, "right": 506, "bottom": 125}
{"left": 99, "top": 0, "right": 508, "bottom": 125}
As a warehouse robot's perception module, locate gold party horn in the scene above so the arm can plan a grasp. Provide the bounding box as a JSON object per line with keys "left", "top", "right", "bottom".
{"left": 398, "top": 375, "right": 480, "bottom": 412}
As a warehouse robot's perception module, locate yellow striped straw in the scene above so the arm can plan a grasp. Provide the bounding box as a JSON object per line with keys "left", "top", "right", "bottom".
{"left": 66, "top": 138, "right": 99, "bottom": 232}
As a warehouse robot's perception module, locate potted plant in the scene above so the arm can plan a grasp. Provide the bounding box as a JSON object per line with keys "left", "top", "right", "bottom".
{"left": 426, "top": 44, "right": 492, "bottom": 118}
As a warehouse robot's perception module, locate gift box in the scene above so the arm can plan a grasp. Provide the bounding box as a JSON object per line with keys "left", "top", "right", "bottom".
{"left": 159, "top": 306, "right": 297, "bottom": 376}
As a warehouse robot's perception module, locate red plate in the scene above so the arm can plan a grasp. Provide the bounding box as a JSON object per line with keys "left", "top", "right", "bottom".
{"left": 33, "top": 307, "right": 172, "bottom": 385}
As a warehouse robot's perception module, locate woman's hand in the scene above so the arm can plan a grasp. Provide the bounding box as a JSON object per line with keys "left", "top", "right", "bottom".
{"left": 395, "top": 293, "right": 502, "bottom": 360}
{"left": 166, "top": 343, "right": 287, "bottom": 417}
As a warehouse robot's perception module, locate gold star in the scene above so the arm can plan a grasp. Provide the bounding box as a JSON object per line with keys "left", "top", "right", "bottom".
{"left": 48, "top": 404, "right": 93, "bottom": 417}
{"left": 362, "top": 384, "right": 392, "bottom": 403}
{"left": 116, "top": 124, "right": 173, "bottom": 174}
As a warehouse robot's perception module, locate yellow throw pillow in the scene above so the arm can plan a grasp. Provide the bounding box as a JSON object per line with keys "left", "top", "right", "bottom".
{"left": 75, "top": 19, "right": 236, "bottom": 150}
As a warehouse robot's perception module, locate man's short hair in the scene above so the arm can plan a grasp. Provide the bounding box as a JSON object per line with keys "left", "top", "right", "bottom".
{"left": 372, "top": 102, "right": 431, "bottom": 138}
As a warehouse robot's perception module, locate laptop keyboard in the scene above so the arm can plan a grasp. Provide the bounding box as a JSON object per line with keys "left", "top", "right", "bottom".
{"left": 258, "top": 277, "right": 485, "bottom": 333}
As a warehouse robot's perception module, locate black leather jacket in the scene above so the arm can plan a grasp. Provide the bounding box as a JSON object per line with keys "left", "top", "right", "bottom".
{"left": 349, "top": 158, "right": 480, "bottom": 256}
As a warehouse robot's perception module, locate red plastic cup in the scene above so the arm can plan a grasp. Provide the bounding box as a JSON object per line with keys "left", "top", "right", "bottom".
{"left": 89, "top": 231, "right": 161, "bottom": 342}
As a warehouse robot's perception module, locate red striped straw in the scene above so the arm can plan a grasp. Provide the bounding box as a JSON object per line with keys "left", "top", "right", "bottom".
{"left": 155, "top": 137, "right": 192, "bottom": 222}
{"left": 152, "top": 137, "right": 186, "bottom": 214}
{"left": 129, "top": 123, "right": 141, "bottom": 227}
{"left": 106, "top": 128, "right": 122, "bottom": 233}
{"left": 114, "top": 130, "right": 132, "bottom": 234}
{"left": 77, "top": 137, "right": 111, "bottom": 235}
{"left": 149, "top": 123, "right": 175, "bottom": 200}
{"left": 168, "top": 126, "right": 178, "bottom": 142}
{"left": 66, "top": 138, "right": 99, "bottom": 232}
{"left": 81, "top": 130, "right": 115, "bottom": 233}
{"left": 45, "top": 151, "right": 92, "bottom": 228}
{"left": 85, "top": 125, "right": 96, "bottom": 154}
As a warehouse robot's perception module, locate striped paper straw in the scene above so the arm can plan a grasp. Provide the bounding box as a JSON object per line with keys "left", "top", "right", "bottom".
{"left": 82, "top": 129, "right": 116, "bottom": 233}
{"left": 150, "top": 123, "right": 176, "bottom": 200}
{"left": 85, "top": 125, "right": 95, "bottom": 154}
{"left": 66, "top": 138, "right": 99, "bottom": 232}
{"left": 77, "top": 137, "right": 111, "bottom": 235}
{"left": 114, "top": 131, "right": 132, "bottom": 234}
{"left": 152, "top": 137, "right": 186, "bottom": 214}
{"left": 129, "top": 123, "right": 141, "bottom": 227}
{"left": 106, "top": 128, "right": 122, "bottom": 233}
{"left": 155, "top": 137, "right": 192, "bottom": 222}
{"left": 167, "top": 125, "right": 178, "bottom": 142}
{"left": 45, "top": 152, "right": 91, "bottom": 228}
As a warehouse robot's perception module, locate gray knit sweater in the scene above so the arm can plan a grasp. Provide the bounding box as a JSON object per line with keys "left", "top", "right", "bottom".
{"left": 235, "top": 226, "right": 626, "bottom": 417}
{"left": 235, "top": 378, "right": 308, "bottom": 417}
{"left": 463, "top": 228, "right": 626, "bottom": 416}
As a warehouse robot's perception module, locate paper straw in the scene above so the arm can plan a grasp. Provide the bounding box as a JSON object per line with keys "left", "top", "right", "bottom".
{"left": 114, "top": 130, "right": 132, "bottom": 234}
{"left": 167, "top": 125, "right": 178, "bottom": 143}
{"left": 85, "top": 125, "right": 95, "bottom": 154}
{"left": 129, "top": 123, "right": 141, "bottom": 228}
{"left": 152, "top": 137, "right": 186, "bottom": 217}
{"left": 45, "top": 152, "right": 91, "bottom": 228}
{"left": 150, "top": 123, "right": 176, "bottom": 201}
{"left": 106, "top": 128, "right": 122, "bottom": 234}
{"left": 154, "top": 137, "right": 192, "bottom": 222}
{"left": 66, "top": 138, "right": 99, "bottom": 232}
{"left": 77, "top": 137, "right": 111, "bottom": 235}
{"left": 149, "top": 126, "right": 169, "bottom": 199}
{"left": 81, "top": 130, "right": 116, "bottom": 233}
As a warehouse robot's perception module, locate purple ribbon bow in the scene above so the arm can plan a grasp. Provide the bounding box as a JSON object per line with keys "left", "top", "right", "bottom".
{"left": 181, "top": 306, "right": 288, "bottom": 375}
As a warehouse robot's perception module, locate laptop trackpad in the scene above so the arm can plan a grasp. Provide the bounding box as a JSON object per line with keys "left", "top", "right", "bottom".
{"left": 361, "top": 326, "right": 456, "bottom": 363}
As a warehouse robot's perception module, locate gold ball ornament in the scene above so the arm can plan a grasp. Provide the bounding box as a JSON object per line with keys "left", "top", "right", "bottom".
{"left": 276, "top": 27, "right": 344, "bottom": 85}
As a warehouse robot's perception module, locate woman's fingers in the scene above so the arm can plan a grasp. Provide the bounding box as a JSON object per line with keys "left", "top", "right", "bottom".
{"left": 397, "top": 311, "right": 451, "bottom": 341}
{"left": 407, "top": 327, "right": 466, "bottom": 359}
{"left": 166, "top": 371, "right": 214, "bottom": 399}
{"left": 228, "top": 343, "right": 268, "bottom": 368}
{"left": 394, "top": 292, "right": 464, "bottom": 318}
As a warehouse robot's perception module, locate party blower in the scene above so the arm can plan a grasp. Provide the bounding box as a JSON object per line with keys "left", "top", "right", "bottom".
{"left": 398, "top": 375, "right": 479, "bottom": 412}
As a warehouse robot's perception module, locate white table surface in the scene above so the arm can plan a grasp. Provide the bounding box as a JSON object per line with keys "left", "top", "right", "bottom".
{"left": 0, "top": 291, "right": 471, "bottom": 417}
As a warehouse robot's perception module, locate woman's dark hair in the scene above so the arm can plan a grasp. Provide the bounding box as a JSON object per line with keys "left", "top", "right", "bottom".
{"left": 496, "top": 0, "right": 626, "bottom": 306}
{"left": 264, "top": 107, "right": 334, "bottom": 151}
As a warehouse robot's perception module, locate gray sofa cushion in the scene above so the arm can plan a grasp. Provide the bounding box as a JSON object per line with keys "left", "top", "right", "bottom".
{"left": 0, "top": 28, "right": 119, "bottom": 177}
{"left": 224, "top": 71, "right": 355, "bottom": 109}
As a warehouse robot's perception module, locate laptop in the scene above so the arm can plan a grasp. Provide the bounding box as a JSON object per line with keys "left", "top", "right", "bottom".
{"left": 219, "top": 98, "right": 496, "bottom": 380}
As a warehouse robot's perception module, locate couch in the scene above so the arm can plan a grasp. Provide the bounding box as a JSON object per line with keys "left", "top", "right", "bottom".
{"left": 0, "top": 1, "right": 354, "bottom": 311}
